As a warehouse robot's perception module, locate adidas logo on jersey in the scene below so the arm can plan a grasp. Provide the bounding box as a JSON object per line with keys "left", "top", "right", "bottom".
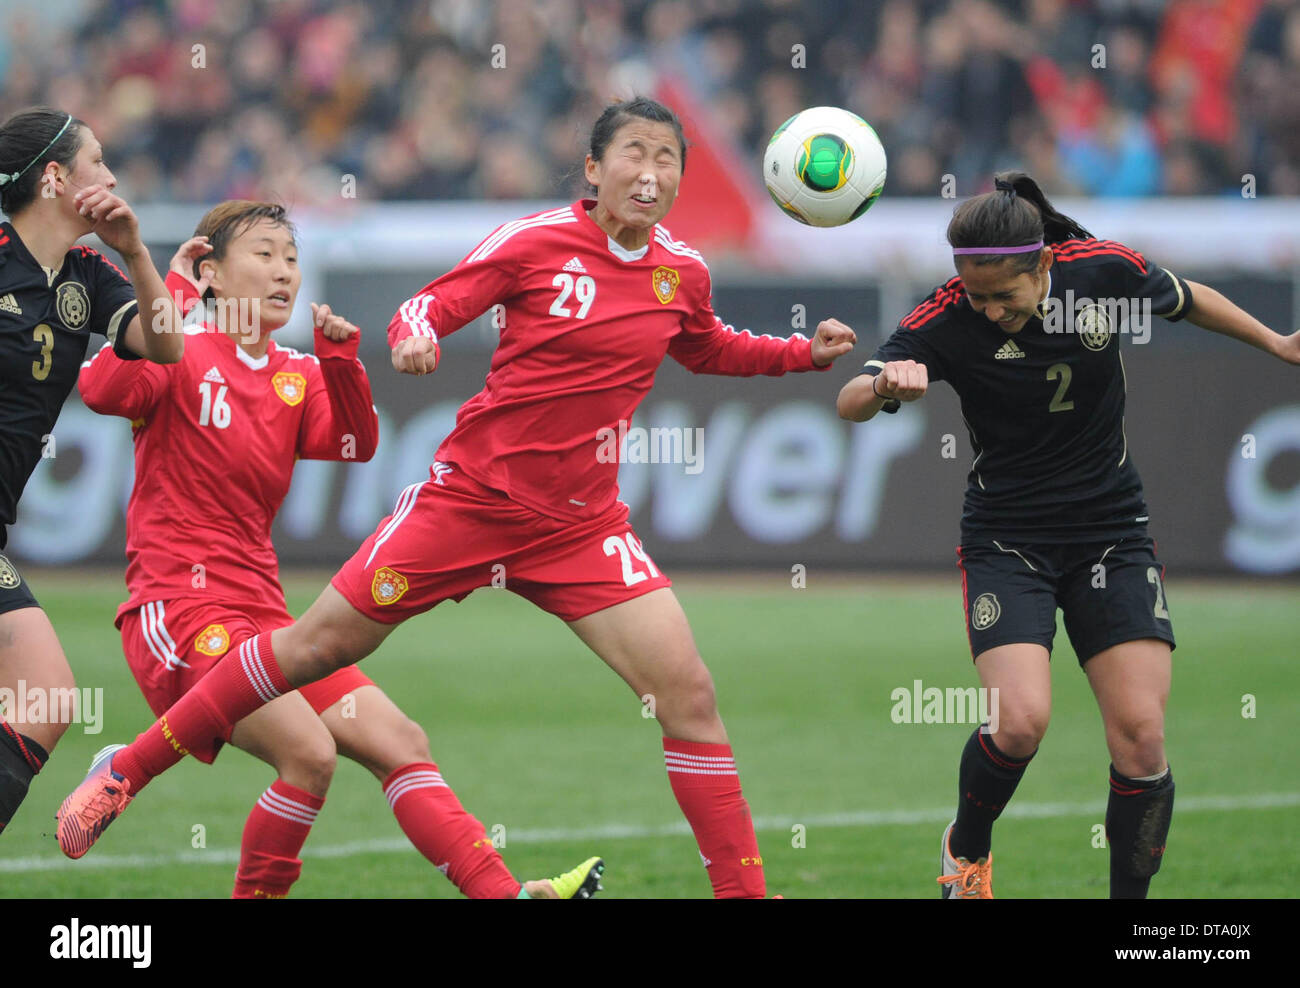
{"left": 994, "top": 339, "right": 1026, "bottom": 359}
{"left": 0, "top": 293, "right": 21, "bottom": 315}
{"left": 203, "top": 366, "right": 226, "bottom": 384}
{"left": 562, "top": 256, "right": 587, "bottom": 273}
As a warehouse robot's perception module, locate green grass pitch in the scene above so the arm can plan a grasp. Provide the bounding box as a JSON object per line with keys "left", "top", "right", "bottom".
{"left": 2, "top": 570, "right": 1292, "bottom": 898}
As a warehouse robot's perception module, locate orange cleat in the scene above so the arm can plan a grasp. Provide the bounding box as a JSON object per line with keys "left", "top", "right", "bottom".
{"left": 55, "top": 744, "right": 133, "bottom": 859}
{"left": 937, "top": 821, "right": 994, "bottom": 899}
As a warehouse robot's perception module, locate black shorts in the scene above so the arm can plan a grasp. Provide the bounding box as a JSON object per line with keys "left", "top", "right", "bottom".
{"left": 955, "top": 536, "right": 1175, "bottom": 667}
{"left": 0, "top": 552, "right": 40, "bottom": 616}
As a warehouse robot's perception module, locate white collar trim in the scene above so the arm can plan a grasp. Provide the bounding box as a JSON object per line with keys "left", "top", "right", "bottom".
{"left": 234, "top": 344, "right": 270, "bottom": 370}
{"left": 607, "top": 235, "right": 649, "bottom": 262}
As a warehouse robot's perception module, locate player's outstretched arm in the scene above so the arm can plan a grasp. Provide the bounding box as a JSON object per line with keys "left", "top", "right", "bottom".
{"left": 1183, "top": 279, "right": 1300, "bottom": 364}
{"left": 669, "top": 312, "right": 856, "bottom": 376}
{"left": 837, "top": 359, "right": 928, "bottom": 423}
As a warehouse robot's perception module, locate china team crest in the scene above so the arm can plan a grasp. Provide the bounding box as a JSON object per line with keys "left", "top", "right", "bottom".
{"left": 194, "top": 624, "right": 231, "bottom": 657}
{"left": 273, "top": 371, "right": 307, "bottom": 406}
{"left": 652, "top": 266, "right": 679, "bottom": 305}
{"left": 56, "top": 281, "right": 90, "bottom": 330}
{"left": 371, "top": 567, "right": 409, "bottom": 606}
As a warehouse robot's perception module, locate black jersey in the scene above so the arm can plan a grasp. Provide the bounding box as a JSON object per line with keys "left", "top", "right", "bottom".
{"left": 865, "top": 238, "right": 1194, "bottom": 544}
{"left": 0, "top": 221, "right": 140, "bottom": 548}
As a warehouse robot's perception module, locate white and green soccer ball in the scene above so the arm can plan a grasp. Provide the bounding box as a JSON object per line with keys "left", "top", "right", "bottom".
{"left": 762, "top": 106, "right": 887, "bottom": 227}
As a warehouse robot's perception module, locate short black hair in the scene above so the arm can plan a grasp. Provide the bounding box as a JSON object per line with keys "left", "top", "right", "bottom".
{"left": 587, "top": 96, "right": 687, "bottom": 187}
{"left": 192, "top": 200, "right": 297, "bottom": 299}
{"left": 0, "top": 107, "right": 86, "bottom": 217}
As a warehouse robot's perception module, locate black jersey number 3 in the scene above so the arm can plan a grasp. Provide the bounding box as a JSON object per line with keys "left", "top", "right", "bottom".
{"left": 31, "top": 323, "right": 55, "bottom": 381}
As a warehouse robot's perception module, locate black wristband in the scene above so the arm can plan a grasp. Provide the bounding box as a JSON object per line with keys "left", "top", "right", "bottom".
{"left": 871, "top": 374, "right": 901, "bottom": 414}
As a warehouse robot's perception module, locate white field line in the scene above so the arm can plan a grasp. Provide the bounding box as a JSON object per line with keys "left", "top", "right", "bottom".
{"left": 4, "top": 791, "right": 1295, "bottom": 874}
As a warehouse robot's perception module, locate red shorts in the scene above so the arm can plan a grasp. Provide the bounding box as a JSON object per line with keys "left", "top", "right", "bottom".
{"left": 332, "top": 463, "right": 672, "bottom": 624}
{"left": 119, "top": 597, "right": 375, "bottom": 763}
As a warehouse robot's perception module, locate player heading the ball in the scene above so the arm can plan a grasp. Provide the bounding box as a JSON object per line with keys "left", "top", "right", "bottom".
{"left": 57, "top": 96, "right": 858, "bottom": 899}
{"left": 838, "top": 171, "right": 1300, "bottom": 899}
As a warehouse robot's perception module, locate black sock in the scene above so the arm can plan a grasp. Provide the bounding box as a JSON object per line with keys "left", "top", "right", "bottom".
{"left": 950, "top": 726, "right": 1035, "bottom": 861}
{"left": 0, "top": 721, "right": 49, "bottom": 835}
{"left": 1106, "top": 764, "right": 1174, "bottom": 899}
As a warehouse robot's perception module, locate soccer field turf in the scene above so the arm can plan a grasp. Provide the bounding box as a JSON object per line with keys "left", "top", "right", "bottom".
{"left": 2, "top": 570, "right": 1293, "bottom": 898}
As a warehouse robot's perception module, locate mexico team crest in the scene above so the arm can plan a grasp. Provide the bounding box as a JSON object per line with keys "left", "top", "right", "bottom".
{"left": 194, "top": 624, "right": 231, "bottom": 657}
{"left": 971, "top": 593, "right": 1002, "bottom": 631}
{"left": 56, "top": 281, "right": 90, "bottom": 330}
{"left": 0, "top": 553, "right": 21, "bottom": 590}
{"left": 1076, "top": 304, "right": 1112, "bottom": 351}
{"left": 371, "top": 567, "right": 409, "bottom": 606}
{"left": 652, "top": 266, "right": 679, "bottom": 305}
{"left": 273, "top": 371, "right": 307, "bottom": 406}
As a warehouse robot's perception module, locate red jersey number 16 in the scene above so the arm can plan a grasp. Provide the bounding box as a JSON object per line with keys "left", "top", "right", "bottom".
{"left": 198, "top": 381, "right": 232, "bottom": 429}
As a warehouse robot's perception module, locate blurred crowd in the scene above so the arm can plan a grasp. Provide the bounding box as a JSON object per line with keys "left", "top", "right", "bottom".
{"left": 0, "top": 0, "right": 1296, "bottom": 206}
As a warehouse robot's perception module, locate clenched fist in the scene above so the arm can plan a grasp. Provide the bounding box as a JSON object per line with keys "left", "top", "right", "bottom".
{"left": 872, "top": 359, "right": 928, "bottom": 401}
{"left": 392, "top": 336, "right": 439, "bottom": 375}
{"left": 811, "top": 318, "right": 858, "bottom": 367}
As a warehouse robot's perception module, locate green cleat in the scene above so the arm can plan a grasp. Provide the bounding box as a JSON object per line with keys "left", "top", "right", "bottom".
{"left": 522, "top": 856, "right": 605, "bottom": 899}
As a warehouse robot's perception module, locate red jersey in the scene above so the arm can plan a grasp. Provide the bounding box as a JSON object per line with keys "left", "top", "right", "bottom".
{"left": 388, "top": 199, "right": 828, "bottom": 522}
{"left": 79, "top": 273, "right": 379, "bottom": 621}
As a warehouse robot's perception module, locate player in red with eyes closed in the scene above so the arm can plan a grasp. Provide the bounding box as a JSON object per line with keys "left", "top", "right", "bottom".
{"left": 77, "top": 200, "right": 602, "bottom": 899}
{"left": 58, "top": 97, "right": 858, "bottom": 898}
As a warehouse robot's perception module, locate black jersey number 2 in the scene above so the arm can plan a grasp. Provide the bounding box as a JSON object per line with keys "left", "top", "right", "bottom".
{"left": 1046, "top": 362, "right": 1075, "bottom": 413}
{"left": 31, "top": 323, "right": 55, "bottom": 381}
{"left": 1147, "top": 566, "right": 1170, "bottom": 620}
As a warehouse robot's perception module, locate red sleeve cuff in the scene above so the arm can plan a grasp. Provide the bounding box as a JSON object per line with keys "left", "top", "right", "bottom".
{"left": 163, "top": 271, "right": 202, "bottom": 315}
{"left": 315, "top": 323, "right": 361, "bottom": 360}
{"left": 794, "top": 335, "right": 831, "bottom": 372}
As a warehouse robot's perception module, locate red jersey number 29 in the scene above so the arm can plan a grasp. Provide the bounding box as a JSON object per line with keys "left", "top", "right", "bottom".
{"left": 198, "top": 380, "right": 232, "bottom": 429}
{"left": 550, "top": 274, "right": 596, "bottom": 319}
{"left": 604, "top": 532, "right": 660, "bottom": 587}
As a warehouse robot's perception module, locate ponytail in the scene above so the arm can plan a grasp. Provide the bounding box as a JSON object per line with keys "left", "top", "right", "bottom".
{"left": 947, "top": 171, "right": 1092, "bottom": 272}
{"left": 998, "top": 171, "right": 1091, "bottom": 243}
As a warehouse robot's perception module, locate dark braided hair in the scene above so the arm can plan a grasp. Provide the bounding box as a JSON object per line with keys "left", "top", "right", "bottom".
{"left": 947, "top": 171, "right": 1092, "bottom": 274}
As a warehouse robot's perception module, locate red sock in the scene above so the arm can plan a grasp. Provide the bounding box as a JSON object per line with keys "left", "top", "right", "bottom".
{"left": 383, "top": 762, "right": 520, "bottom": 899}
{"left": 663, "top": 738, "right": 765, "bottom": 898}
{"left": 116, "top": 634, "right": 290, "bottom": 791}
{"left": 232, "top": 779, "right": 324, "bottom": 899}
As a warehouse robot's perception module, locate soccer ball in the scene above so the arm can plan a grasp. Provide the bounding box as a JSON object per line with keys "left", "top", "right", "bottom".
{"left": 763, "top": 106, "right": 887, "bottom": 227}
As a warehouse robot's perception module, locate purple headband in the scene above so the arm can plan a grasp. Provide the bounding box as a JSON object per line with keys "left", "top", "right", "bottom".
{"left": 952, "top": 240, "right": 1044, "bottom": 256}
